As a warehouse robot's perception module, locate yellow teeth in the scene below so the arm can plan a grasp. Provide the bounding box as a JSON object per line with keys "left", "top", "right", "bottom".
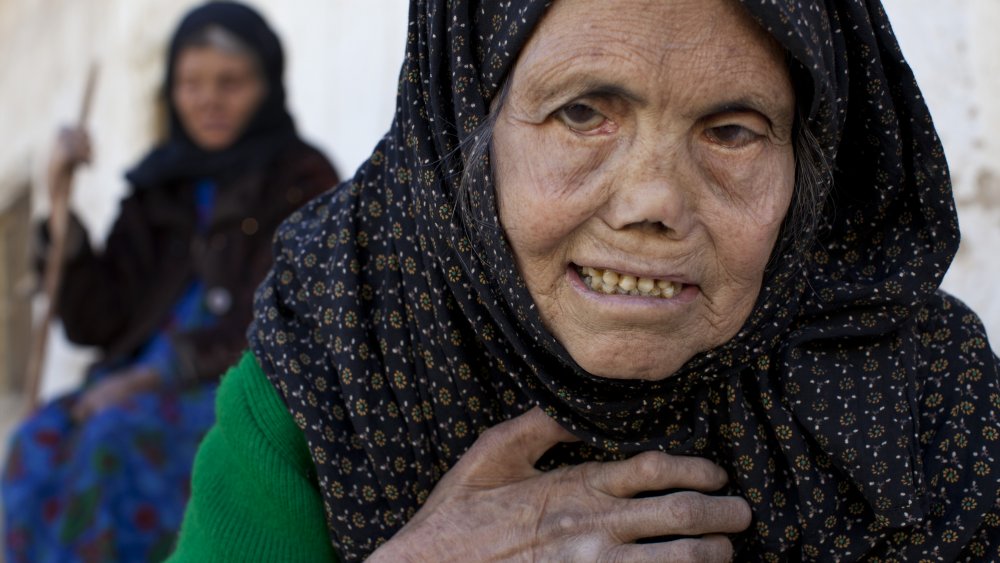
{"left": 579, "top": 266, "right": 682, "bottom": 298}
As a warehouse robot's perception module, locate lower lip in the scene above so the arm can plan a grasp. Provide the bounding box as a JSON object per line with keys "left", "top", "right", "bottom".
{"left": 567, "top": 267, "right": 699, "bottom": 307}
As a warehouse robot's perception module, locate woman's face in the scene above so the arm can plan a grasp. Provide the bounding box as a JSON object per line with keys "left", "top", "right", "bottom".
{"left": 493, "top": 0, "right": 796, "bottom": 380}
{"left": 171, "top": 45, "right": 266, "bottom": 151}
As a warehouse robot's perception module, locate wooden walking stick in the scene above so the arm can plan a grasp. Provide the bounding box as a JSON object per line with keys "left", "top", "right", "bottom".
{"left": 25, "top": 64, "right": 99, "bottom": 411}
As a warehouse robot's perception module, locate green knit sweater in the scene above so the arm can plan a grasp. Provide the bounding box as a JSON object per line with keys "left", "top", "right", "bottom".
{"left": 168, "top": 351, "right": 338, "bottom": 562}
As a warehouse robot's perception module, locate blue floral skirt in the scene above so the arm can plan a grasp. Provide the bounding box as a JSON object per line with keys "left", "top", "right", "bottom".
{"left": 2, "top": 383, "right": 216, "bottom": 563}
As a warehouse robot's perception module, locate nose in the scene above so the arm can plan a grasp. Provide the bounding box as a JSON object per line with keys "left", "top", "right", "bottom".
{"left": 188, "top": 83, "right": 222, "bottom": 111}
{"left": 600, "top": 141, "right": 695, "bottom": 237}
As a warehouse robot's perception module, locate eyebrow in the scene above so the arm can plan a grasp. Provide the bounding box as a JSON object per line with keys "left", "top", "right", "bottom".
{"left": 530, "top": 78, "right": 648, "bottom": 108}
{"left": 698, "top": 88, "right": 797, "bottom": 125}
{"left": 523, "top": 71, "right": 792, "bottom": 121}
{"left": 702, "top": 99, "right": 769, "bottom": 116}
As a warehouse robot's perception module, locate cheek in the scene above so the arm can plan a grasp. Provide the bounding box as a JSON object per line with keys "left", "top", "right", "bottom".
{"left": 236, "top": 87, "right": 264, "bottom": 118}
{"left": 714, "top": 221, "right": 779, "bottom": 284}
{"left": 171, "top": 89, "right": 195, "bottom": 123}
{"left": 495, "top": 123, "right": 610, "bottom": 257}
{"left": 703, "top": 148, "right": 795, "bottom": 281}
{"left": 221, "top": 87, "right": 262, "bottom": 129}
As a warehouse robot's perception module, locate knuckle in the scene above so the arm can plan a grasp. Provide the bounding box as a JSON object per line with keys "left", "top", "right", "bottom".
{"left": 539, "top": 510, "right": 589, "bottom": 539}
{"left": 637, "top": 452, "right": 728, "bottom": 489}
{"left": 628, "top": 450, "right": 668, "bottom": 483}
{"left": 665, "top": 491, "right": 706, "bottom": 524}
{"left": 555, "top": 513, "right": 578, "bottom": 533}
{"left": 568, "top": 537, "right": 605, "bottom": 562}
{"left": 577, "top": 460, "right": 603, "bottom": 490}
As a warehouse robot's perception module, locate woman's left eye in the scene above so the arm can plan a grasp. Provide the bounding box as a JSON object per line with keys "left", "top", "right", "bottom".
{"left": 705, "top": 124, "right": 761, "bottom": 148}
{"left": 556, "top": 103, "right": 608, "bottom": 132}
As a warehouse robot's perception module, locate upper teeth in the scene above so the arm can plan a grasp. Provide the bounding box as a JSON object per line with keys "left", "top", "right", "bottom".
{"left": 578, "top": 266, "right": 682, "bottom": 298}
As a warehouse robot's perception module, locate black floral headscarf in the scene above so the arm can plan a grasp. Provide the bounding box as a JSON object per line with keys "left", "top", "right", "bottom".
{"left": 126, "top": 1, "right": 297, "bottom": 190}
{"left": 251, "top": 0, "right": 1000, "bottom": 559}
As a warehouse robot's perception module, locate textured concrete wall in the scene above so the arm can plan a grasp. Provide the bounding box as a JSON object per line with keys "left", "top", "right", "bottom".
{"left": 0, "top": 1, "right": 996, "bottom": 397}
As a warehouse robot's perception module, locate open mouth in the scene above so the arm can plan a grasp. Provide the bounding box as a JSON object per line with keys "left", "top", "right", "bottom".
{"left": 577, "top": 265, "right": 685, "bottom": 299}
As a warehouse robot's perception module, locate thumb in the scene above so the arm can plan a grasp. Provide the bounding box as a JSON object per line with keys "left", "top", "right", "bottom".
{"left": 461, "top": 407, "right": 579, "bottom": 477}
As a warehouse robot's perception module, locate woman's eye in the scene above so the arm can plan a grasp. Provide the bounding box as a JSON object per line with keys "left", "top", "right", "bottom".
{"left": 705, "top": 124, "right": 761, "bottom": 148}
{"left": 556, "top": 103, "right": 607, "bottom": 132}
{"left": 177, "top": 79, "right": 201, "bottom": 96}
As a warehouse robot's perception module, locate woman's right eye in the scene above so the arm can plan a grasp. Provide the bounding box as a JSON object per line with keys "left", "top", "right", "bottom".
{"left": 555, "top": 103, "right": 608, "bottom": 133}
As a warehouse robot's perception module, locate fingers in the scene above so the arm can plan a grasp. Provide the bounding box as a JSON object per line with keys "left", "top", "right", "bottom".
{"left": 68, "top": 129, "right": 92, "bottom": 164}
{"left": 604, "top": 534, "right": 735, "bottom": 563}
{"left": 605, "top": 491, "right": 751, "bottom": 542}
{"left": 71, "top": 390, "right": 112, "bottom": 423}
{"left": 574, "top": 452, "right": 749, "bottom": 545}
{"left": 541, "top": 490, "right": 749, "bottom": 547}
{"left": 391, "top": 407, "right": 749, "bottom": 562}
{"left": 461, "top": 407, "right": 579, "bottom": 477}
{"left": 70, "top": 394, "right": 96, "bottom": 422}
{"left": 69, "top": 373, "right": 147, "bottom": 423}
{"left": 54, "top": 126, "right": 92, "bottom": 169}
{"left": 585, "top": 450, "right": 730, "bottom": 498}
{"left": 70, "top": 383, "right": 113, "bottom": 422}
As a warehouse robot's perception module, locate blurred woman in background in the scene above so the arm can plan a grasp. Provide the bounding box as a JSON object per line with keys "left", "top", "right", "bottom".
{"left": 1, "top": 2, "right": 337, "bottom": 561}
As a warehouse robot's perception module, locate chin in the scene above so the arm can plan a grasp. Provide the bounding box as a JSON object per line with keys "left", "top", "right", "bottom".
{"left": 191, "top": 131, "right": 238, "bottom": 151}
{"left": 570, "top": 344, "right": 692, "bottom": 381}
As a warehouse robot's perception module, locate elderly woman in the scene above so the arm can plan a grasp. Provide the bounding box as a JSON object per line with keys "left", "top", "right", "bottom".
{"left": 2, "top": 3, "right": 337, "bottom": 562}
{"left": 171, "top": 0, "right": 999, "bottom": 561}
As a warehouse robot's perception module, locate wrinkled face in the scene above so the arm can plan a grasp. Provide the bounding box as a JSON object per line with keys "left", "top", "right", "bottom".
{"left": 171, "top": 46, "right": 266, "bottom": 150}
{"left": 493, "top": 0, "right": 796, "bottom": 380}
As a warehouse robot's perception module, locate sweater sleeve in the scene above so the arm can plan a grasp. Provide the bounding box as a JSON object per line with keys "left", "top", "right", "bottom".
{"left": 168, "top": 351, "right": 338, "bottom": 562}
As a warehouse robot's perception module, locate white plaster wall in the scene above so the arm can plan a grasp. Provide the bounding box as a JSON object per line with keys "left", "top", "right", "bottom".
{"left": 883, "top": 0, "right": 1000, "bottom": 349}
{"left": 0, "top": 1, "right": 996, "bottom": 398}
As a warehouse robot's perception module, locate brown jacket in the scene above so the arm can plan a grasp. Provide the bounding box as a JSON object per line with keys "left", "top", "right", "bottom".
{"left": 52, "top": 139, "right": 338, "bottom": 383}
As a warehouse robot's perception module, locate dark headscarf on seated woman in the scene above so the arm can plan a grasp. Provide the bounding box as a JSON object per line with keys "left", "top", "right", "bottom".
{"left": 125, "top": 1, "right": 296, "bottom": 190}
{"left": 251, "top": 0, "right": 1000, "bottom": 559}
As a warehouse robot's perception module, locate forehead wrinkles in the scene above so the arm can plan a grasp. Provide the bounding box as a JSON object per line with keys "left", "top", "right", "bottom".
{"left": 513, "top": 0, "right": 786, "bottom": 102}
